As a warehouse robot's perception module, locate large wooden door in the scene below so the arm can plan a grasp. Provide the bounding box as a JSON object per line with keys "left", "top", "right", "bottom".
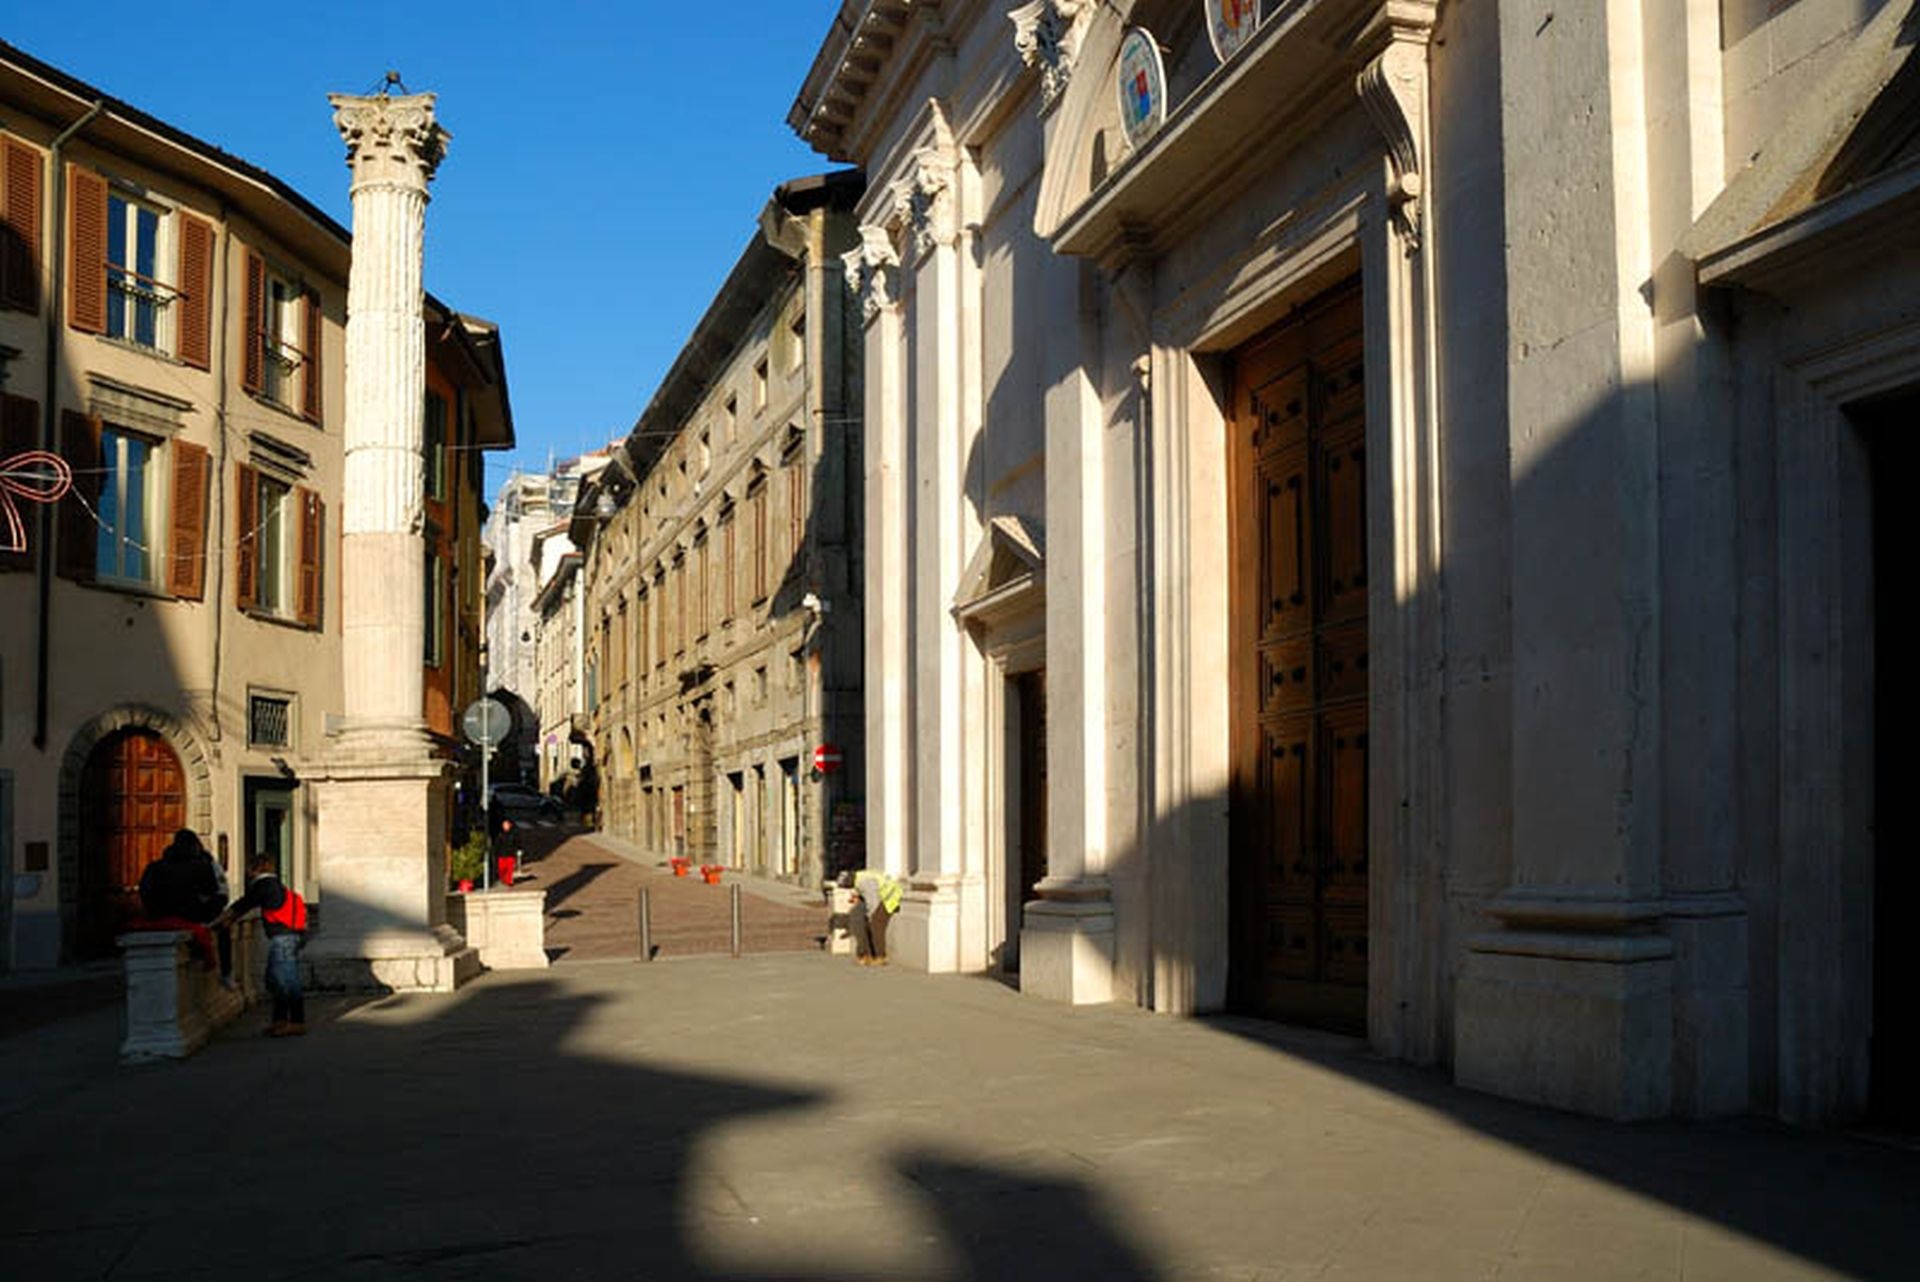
{"left": 78, "top": 729, "right": 186, "bottom": 954}
{"left": 1228, "top": 278, "right": 1369, "bottom": 1031}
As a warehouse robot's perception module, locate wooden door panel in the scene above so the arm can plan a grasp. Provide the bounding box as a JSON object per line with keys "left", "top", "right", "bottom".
{"left": 78, "top": 730, "right": 185, "bottom": 955}
{"left": 1320, "top": 425, "right": 1368, "bottom": 626}
{"left": 1229, "top": 275, "right": 1367, "bottom": 1031}
{"left": 1259, "top": 446, "right": 1311, "bottom": 640}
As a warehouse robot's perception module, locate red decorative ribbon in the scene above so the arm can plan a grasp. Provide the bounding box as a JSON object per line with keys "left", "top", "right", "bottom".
{"left": 0, "top": 450, "right": 74, "bottom": 555}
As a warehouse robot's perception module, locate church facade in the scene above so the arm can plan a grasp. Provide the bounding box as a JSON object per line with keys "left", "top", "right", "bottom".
{"left": 791, "top": 0, "right": 1920, "bottom": 1123}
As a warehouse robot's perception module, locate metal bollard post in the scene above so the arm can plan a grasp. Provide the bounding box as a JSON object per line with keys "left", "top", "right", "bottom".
{"left": 638, "top": 886, "right": 653, "bottom": 962}
{"left": 730, "top": 883, "right": 742, "bottom": 959}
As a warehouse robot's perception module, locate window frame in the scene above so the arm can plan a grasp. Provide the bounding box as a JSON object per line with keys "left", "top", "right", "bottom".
{"left": 94, "top": 423, "right": 166, "bottom": 589}
{"left": 104, "top": 189, "right": 174, "bottom": 354}
{"left": 252, "top": 472, "right": 294, "bottom": 618}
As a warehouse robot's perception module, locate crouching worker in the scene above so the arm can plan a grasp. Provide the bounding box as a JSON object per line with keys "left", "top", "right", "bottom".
{"left": 845, "top": 868, "right": 904, "bottom": 967}
{"left": 214, "top": 858, "right": 309, "bottom": 1037}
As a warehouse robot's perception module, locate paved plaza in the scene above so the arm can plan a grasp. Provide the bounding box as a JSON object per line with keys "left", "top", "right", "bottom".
{"left": 2, "top": 836, "right": 1917, "bottom": 1280}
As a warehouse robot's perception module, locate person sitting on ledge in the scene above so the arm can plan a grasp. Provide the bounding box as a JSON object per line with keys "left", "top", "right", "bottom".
{"left": 135, "top": 830, "right": 222, "bottom": 971}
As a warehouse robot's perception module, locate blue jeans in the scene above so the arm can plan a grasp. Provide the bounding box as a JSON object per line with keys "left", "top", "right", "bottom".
{"left": 265, "top": 933, "right": 305, "bottom": 1024}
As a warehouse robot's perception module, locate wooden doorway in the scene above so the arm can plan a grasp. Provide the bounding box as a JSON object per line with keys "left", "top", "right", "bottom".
{"left": 77, "top": 729, "right": 186, "bottom": 956}
{"left": 1227, "top": 277, "right": 1369, "bottom": 1032}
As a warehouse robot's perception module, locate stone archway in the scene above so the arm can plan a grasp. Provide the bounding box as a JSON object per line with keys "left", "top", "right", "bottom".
{"left": 59, "top": 705, "right": 214, "bottom": 960}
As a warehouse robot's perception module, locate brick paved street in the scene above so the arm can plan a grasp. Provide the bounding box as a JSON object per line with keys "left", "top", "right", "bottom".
{"left": 504, "top": 824, "right": 830, "bottom": 963}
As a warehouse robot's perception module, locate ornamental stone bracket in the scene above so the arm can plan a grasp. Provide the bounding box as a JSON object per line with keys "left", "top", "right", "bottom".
{"left": 889, "top": 140, "right": 959, "bottom": 260}
{"left": 1010, "top": 0, "right": 1091, "bottom": 113}
{"left": 1355, "top": 6, "right": 1435, "bottom": 254}
{"left": 329, "top": 92, "right": 449, "bottom": 192}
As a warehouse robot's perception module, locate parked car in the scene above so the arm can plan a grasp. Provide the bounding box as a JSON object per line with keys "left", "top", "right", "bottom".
{"left": 487, "top": 783, "right": 562, "bottom": 822}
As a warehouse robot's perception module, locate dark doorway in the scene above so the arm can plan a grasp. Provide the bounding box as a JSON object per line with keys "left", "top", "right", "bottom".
{"left": 1863, "top": 393, "right": 1920, "bottom": 1128}
{"left": 77, "top": 729, "right": 186, "bottom": 956}
{"left": 244, "top": 778, "right": 297, "bottom": 882}
{"left": 1226, "top": 275, "right": 1369, "bottom": 1033}
{"left": 1002, "top": 669, "right": 1048, "bottom": 975}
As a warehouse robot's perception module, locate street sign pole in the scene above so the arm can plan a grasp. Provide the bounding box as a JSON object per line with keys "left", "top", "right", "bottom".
{"left": 462, "top": 697, "right": 512, "bottom": 893}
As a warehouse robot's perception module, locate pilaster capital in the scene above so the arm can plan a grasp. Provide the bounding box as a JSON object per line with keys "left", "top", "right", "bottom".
{"left": 842, "top": 224, "right": 901, "bottom": 322}
{"left": 890, "top": 139, "right": 958, "bottom": 259}
{"left": 1009, "top": 0, "right": 1091, "bottom": 113}
{"left": 331, "top": 92, "right": 449, "bottom": 191}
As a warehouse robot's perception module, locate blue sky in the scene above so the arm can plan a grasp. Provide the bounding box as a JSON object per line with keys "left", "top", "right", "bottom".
{"left": 5, "top": 1, "right": 845, "bottom": 487}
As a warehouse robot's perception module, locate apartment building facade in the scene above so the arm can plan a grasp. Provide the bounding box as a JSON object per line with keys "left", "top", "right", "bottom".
{"left": 0, "top": 42, "right": 510, "bottom": 969}
{"left": 580, "top": 172, "right": 864, "bottom": 888}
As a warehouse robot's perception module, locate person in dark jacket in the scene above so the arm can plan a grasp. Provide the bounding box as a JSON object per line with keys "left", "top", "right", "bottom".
{"left": 136, "top": 830, "right": 223, "bottom": 969}
{"left": 215, "top": 858, "right": 307, "bottom": 1037}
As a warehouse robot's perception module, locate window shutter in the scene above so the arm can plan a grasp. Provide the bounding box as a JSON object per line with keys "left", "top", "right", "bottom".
{"left": 57, "top": 410, "right": 101, "bottom": 581}
{"left": 301, "top": 288, "right": 322, "bottom": 422}
{"left": 234, "top": 461, "right": 258, "bottom": 610}
{"left": 0, "top": 394, "right": 39, "bottom": 571}
{"left": 175, "top": 213, "right": 213, "bottom": 370}
{"left": 242, "top": 252, "right": 265, "bottom": 395}
{"left": 2, "top": 138, "right": 44, "bottom": 313}
{"left": 166, "top": 440, "right": 210, "bottom": 600}
{"left": 296, "top": 487, "right": 323, "bottom": 629}
{"left": 66, "top": 165, "right": 107, "bottom": 334}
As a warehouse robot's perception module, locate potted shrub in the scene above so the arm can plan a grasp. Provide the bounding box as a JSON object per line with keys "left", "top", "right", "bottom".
{"left": 450, "top": 830, "right": 487, "bottom": 893}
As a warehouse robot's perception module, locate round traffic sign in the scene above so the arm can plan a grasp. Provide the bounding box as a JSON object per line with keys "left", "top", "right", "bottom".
{"left": 813, "top": 743, "right": 845, "bottom": 775}
{"left": 461, "top": 697, "right": 512, "bottom": 747}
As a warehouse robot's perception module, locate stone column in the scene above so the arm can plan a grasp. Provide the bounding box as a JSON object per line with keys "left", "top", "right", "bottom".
{"left": 305, "top": 91, "right": 475, "bottom": 993}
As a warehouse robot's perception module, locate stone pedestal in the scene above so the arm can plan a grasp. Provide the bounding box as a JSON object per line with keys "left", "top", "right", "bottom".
{"left": 1455, "top": 922, "right": 1674, "bottom": 1120}
{"left": 448, "top": 887, "right": 549, "bottom": 970}
{"left": 119, "top": 927, "right": 249, "bottom": 1060}
{"left": 1020, "top": 897, "right": 1115, "bottom": 1005}
{"left": 306, "top": 759, "right": 477, "bottom": 993}
{"left": 891, "top": 876, "right": 964, "bottom": 973}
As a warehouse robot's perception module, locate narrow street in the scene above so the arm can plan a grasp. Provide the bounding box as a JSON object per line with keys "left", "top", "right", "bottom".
{"left": 505, "top": 825, "right": 830, "bottom": 963}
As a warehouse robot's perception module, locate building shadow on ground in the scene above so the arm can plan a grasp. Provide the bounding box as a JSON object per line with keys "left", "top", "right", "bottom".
{"left": 0, "top": 974, "right": 1162, "bottom": 1281}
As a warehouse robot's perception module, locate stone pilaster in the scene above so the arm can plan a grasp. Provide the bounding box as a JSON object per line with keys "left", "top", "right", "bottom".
{"left": 307, "top": 91, "right": 474, "bottom": 993}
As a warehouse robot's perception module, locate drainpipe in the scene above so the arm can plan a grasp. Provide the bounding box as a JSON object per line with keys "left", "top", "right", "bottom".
{"left": 207, "top": 203, "right": 233, "bottom": 743}
{"left": 35, "top": 98, "right": 106, "bottom": 750}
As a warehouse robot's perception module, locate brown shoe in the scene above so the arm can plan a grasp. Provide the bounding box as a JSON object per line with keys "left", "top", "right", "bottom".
{"left": 264, "top": 1021, "right": 290, "bottom": 1037}
{"left": 281, "top": 1022, "right": 307, "bottom": 1037}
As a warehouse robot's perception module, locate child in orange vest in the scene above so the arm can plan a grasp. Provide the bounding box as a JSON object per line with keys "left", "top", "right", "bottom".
{"left": 216, "top": 857, "right": 308, "bottom": 1037}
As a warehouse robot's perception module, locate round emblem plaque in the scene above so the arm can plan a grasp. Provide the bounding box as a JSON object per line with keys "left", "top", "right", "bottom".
{"left": 1205, "top": 0, "right": 1262, "bottom": 63}
{"left": 1117, "top": 27, "right": 1168, "bottom": 150}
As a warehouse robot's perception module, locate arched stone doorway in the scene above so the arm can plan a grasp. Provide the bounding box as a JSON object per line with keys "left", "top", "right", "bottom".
{"left": 75, "top": 729, "right": 186, "bottom": 955}
{"left": 59, "top": 705, "right": 213, "bottom": 962}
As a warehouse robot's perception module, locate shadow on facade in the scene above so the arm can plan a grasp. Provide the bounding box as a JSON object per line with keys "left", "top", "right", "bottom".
{"left": 0, "top": 975, "right": 1163, "bottom": 1280}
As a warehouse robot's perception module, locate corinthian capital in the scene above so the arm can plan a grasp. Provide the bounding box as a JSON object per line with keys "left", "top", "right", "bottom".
{"left": 842, "top": 226, "right": 901, "bottom": 322}
{"left": 890, "top": 143, "right": 958, "bottom": 259}
{"left": 1010, "top": 0, "right": 1090, "bottom": 112}
{"left": 330, "top": 92, "right": 449, "bottom": 190}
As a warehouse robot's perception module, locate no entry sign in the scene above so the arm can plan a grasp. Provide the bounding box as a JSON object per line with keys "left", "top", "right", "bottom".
{"left": 813, "top": 743, "right": 845, "bottom": 775}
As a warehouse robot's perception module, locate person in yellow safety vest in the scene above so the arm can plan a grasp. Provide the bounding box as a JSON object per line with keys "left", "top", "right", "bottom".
{"left": 846, "top": 868, "right": 903, "bottom": 967}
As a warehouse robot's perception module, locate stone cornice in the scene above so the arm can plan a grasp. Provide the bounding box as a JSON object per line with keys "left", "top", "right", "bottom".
{"left": 1009, "top": 0, "right": 1091, "bottom": 113}
{"left": 789, "top": 0, "right": 955, "bottom": 162}
{"left": 330, "top": 92, "right": 449, "bottom": 191}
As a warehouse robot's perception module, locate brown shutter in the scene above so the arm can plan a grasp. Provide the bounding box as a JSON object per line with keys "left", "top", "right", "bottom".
{"left": 66, "top": 165, "right": 107, "bottom": 334}
{"left": 175, "top": 213, "right": 213, "bottom": 370}
{"left": 57, "top": 410, "right": 101, "bottom": 581}
{"left": 2, "top": 138, "right": 44, "bottom": 313}
{"left": 166, "top": 440, "right": 210, "bottom": 600}
{"left": 241, "top": 251, "right": 265, "bottom": 395}
{"left": 301, "top": 288, "right": 322, "bottom": 422}
{"left": 233, "top": 461, "right": 258, "bottom": 610}
{"left": 0, "top": 394, "right": 39, "bottom": 571}
{"left": 296, "top": 487, "right": 323, "bottom": 629}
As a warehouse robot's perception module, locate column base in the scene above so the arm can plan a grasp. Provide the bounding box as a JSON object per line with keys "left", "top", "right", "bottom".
{"left": 1020, "top": 898, "right": 1115, "bottom": 1005}
{"left": 303, "top": 923, "right": 479, "bottom": 994}
{"left": 889, "top": 876, "right": 966, "bottom": 973}
{"left": 1455, "top": 929, "right": 1674, "bottom": 1120}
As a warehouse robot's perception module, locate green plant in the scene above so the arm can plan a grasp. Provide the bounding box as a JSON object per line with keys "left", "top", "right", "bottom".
{"left": 449, "top": 830, "right": 488, "bottom": 885}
